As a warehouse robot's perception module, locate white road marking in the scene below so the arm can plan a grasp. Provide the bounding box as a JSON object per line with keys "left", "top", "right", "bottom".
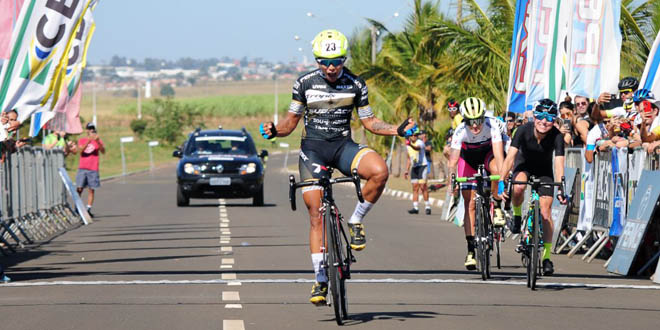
{"left": 222, "top": 258, "right": 234, "bottom": 265}
{"left": 220, "top": 265, "right": 233, "bottom": 269}
{"left": 222, "top": 291, "right": 240, "bottom": 301}
{"left": 220, "top": 240, "right": 230, "bottom": 244}
{"left": 223, "top": 320, "right": 244, "bottom": 330}
{"left": 222, "top": 230, "right": 231, "bottom": 235}
{"left": 225, "top": 304, "right": 243, "bottom": 309}
{"left": 3, "top": 278, "right": 659, "bottom": 290}
{"left": 221, "top": 223, "right": 229, "bottom": 228}
{"left": 222, "top": 273, "right": 237, "bottom": 280}
{"left": 227, "top": 281, "right": 242, "bottom": 286}
{"left": 221, "top": 247, "right": 233, "bottom": 252}
{"left": 221, "top": 236, "right": 231, "bottom": 240}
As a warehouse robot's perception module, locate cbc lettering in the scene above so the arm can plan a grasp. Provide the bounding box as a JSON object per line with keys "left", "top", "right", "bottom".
{"left": 36, "top": 0, "right": 82, "bottom": 49}
{"left": 575, "top": 0, "right": 605, "bottom": 66}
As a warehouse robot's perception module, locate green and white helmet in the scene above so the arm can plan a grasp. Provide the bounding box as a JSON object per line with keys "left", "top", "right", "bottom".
{"left": 312, "top": 29, "right": 348, "bottom": 59}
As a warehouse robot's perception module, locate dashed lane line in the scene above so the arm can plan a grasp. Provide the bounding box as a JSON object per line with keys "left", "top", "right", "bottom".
{"left": 222, "top": 291, "right": 240, "bottom": 301}
{"left": 223, "top": 320, "right": 245, "bottom": 330}
{"left": 2, "top": 278, "right": 659, "bottom": 290}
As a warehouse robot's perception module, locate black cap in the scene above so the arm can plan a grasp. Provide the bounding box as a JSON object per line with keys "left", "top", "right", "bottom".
{"left": 86, "top": 123, "right": 96, "bottom": 130}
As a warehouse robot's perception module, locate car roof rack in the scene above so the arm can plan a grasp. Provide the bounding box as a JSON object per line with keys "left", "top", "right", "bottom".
{"left": 241, "top": 127, "right": 248, "bottom": 135}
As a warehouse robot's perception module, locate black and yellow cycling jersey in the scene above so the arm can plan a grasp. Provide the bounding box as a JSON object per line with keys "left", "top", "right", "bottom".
{"left": 289, "top": 68, "right": 373, "bottom": 141}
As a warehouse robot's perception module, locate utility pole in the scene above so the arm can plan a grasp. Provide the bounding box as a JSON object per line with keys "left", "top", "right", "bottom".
{"left": 92, "top": 80, "right": 97, "bottom": 126}
{"left": 370, "top": 25, "right": 377, "bottom": 64}
{"left": 274, "top": 76, "right": 278, "bottom": 125}
{"left": 137, "top": 82, "right": 142, "bottom": 119}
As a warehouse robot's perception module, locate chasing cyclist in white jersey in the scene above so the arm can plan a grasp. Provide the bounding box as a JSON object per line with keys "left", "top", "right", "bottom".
{"left": 446, "top": 97, "right": 506, "bottom": 270}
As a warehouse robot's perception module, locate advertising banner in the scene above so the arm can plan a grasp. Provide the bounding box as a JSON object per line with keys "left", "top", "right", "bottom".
{"left": 506, "top": 0, "right": 530, "bottom": 113}
{"left": 0, "top": 0, "right": 93, "bottom": 122}
{"left": 566, "top": 0, "right": 622, "bottom": 99}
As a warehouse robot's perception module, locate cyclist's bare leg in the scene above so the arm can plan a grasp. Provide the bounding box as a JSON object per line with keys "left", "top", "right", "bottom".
{"left": 356, "top": 152, "right": 389, "bottom": 203}
{"left": 421, "top": 182, "right": 429, "bottom": 201}
{"left": 412, "top": 183, "right": 420, "bottom": 205}
{"left": 512, "top": 171, "right": 528, "bottom": 207}
{"left": 462, "top": 189, "right": 476, "bottom": 236}
{"left": 488, "top": 158, "right": 501, "bottom": 200}
{"left": 539, "top": 196, "right": 554, "bottom": 243}
{"left": 303, "top": 189, "right": 323, "bottom": 254}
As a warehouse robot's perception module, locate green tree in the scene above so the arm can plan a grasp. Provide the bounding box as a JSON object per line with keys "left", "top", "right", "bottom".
{"left": 144, "top": 98, "right": 205, "bottom": 145}
{"left": 160, "top": 84, "right": 175, "bottom": 97}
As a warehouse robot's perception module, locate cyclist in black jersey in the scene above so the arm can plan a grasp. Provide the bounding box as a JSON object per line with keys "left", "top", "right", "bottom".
{"left": 500, "top": 99, "right": 567, "bottom": 276}
{"left": 259, "top": 29, "right": 416, "bottom": 305}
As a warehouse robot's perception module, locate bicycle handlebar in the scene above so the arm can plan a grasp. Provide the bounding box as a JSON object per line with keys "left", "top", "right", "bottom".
{"left": 505, "top": 173, "right": 566, "bottom": 201}
{"left": 450, "top": 173, "right": 500, "bottom": 191}
{"left": 288, "top": 168, "right": 364, "bottom": 211}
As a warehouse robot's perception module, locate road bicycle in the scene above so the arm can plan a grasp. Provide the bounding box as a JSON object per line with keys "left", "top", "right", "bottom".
{"left": 506, "top": 175, "right": 565, "bottom": 290}
{"left": 289, "top": 168, "right": 363, "bottom": 325}
{"left": 452, "top": 164, "right": 500, "bottom": 280}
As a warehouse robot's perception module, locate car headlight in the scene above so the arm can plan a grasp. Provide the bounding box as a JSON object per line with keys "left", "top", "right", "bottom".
{"left": 239, "top": 163, "right": 257, "bottom": 175}
{"left": 184, "top": 163, "right": 200, "bottom": 175}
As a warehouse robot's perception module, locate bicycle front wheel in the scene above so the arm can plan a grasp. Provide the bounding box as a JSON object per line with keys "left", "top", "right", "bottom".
{"left": 475, "top": 202, "right": 489, "bottom": 280}
{"left": 326, "top": 206, "right": 346, "bottom": 324}
{"left": 530, "top": 200, "right": 540, "bottom": 290}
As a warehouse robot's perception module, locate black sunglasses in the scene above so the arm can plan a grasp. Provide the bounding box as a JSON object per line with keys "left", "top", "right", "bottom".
{"left": 465, "top": 117, "right": 484, "bottom": 126}
{"left": 316, "top": 58, "right": 346, "bottom": 67}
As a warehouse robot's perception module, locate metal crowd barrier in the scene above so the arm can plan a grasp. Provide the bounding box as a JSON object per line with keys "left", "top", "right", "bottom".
{"left": 0, "top": 147, "right": 81, "bottom": 255}
{"left": 555, "top": 147, "right": 660, "bottom": 266}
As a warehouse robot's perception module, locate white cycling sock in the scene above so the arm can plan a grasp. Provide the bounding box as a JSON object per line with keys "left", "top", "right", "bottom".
{"left": 311, "top": 253, "right": 327, "bottom": 283}
{"left": 348, "top": 200, "right": 374, "bottom": 224}
{"left": 413, "top": 201, "right": 419, "bottom": 210}
{"left": 424, "top": 201, "right": 431, "bottom": 209}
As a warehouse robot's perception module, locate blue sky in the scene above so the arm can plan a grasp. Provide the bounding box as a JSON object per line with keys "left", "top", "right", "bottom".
{"left": 87, "top": 0, "right": 488, "bottom": 64}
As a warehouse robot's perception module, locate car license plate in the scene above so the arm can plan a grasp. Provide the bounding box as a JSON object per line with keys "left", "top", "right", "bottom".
{"left": 210, "top": 177, "right": 231, "bottom": 186}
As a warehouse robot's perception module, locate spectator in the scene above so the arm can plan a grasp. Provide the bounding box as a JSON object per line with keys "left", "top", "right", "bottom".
{"left": 1, "top": 110, "right": 28, "bottom": 163}
{"left": 43, "top": 130, "right": 72, "bottom": 155}
{"left": 573, "top": 95, "right": 593, "bottom": 146}
{"left": 405, "top": 132, "right": 431, "bottom": 215}
{"left": 585, "top": 103, "right": 614, "bottom": 163}
{"left": 73, "top": 123, "right": 105, "bottom": 217}
{"left": 505, "top": 112, "right": 517, "bottom": 137}
{"left": 558, "top": 101, "right": 577, "bottom": 147}
{"left": 639, "top": 97, "right": 660, "bottom": 153}
{"left": 447, "top": 99, "right": 463, "bottom": 130}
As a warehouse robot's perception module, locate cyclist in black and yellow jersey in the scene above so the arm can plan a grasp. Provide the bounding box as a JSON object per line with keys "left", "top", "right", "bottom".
{"left": 259, "top": 29, "right": 416, "bottom": 305}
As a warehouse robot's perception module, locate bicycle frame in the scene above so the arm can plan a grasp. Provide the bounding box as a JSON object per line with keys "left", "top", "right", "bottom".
{"left": 507, "top": 174, "right": 566, "bottom": 290}
{"left": 452, "top": 164, "right": 500, "bottom": 280}
{"left": 289, "top": 168, "right": 364, "bottom": 324}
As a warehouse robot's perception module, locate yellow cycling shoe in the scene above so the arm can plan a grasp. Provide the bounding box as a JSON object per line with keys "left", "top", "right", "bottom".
{"left": 309, "top": 282, "right": 328, "bottom": 306}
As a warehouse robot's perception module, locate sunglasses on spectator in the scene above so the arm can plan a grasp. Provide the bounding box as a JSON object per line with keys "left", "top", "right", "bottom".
{"left": 533, "top": 111, "right": 557, "bottom": 122}
{"left": 619, "top": 89, "right": 633, "bottom": 94}
{"left": 316, "top": 58, "right": 346, "bottom": 67}
{"left": 576, "top": 101, "right": 588, "bottom": 106}
{"left": 465, "top": 117, "right": 485, "bottom": 126}
{"left": 448, "top": 107, "right": 459, "bottom": 112}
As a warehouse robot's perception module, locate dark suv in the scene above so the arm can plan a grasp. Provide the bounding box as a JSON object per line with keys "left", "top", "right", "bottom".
{"left": 173, "top": 127, "right": 268, "bottom": 206}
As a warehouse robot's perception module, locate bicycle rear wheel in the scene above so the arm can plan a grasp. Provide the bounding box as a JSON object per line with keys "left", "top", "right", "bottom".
{"left": 495, "top": 228, "right": 502, "bottom": 269}
{"left": 326, "top": 206, "right": 347, "bottom": 324}
{"left": 530, "top": 201, "right": 540, "bottom": 290}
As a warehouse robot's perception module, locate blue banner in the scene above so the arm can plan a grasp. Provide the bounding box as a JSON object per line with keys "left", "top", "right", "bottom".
{"left": 506, "top": 0, "right": 530, "bottom": 113}
{"left": 640, "top": 31, "right": 660, "bottom": 100}
{"left": 610, "top": 149, "right": 623, "bottom": 236}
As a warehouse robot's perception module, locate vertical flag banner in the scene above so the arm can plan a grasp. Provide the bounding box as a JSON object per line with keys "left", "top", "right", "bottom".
{"left": 65, "top": 85, "right": 82, "bottom": 134}
{"left": 28, "top": 108, "right": 55, "bottom": 137}
{"left": 0, "top": 0, "right": 92, "bottom": 122}
{"left": 0, "top": 0, "right": 25, "bottom": 61}
{"left": 48, "top": 4, "right": 96, "bottom": 132}
{"left": 566, "top": 0, "right": 622, "bottom": 99}
{"left": 506, "top": 0, "right": 531, "bottom": 113}
{"left": 524, "top": 0, "right": 563, "bottom": 109}
{"left": 639, "top": 31, "right": 660, "bottom": 100}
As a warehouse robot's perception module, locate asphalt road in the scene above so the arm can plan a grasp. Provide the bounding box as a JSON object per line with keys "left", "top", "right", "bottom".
{"left": 1, "top": 152, "right": 659, "bottom": 330}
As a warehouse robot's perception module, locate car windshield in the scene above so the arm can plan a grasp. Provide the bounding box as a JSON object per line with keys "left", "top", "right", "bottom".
{"left": 185, "top": 135, "right": 255, "bottom": 156}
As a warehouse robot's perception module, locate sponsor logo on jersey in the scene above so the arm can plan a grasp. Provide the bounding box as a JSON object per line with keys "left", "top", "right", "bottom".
{"left": 336, "top": 85, "right": 352, "bottom": 90}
